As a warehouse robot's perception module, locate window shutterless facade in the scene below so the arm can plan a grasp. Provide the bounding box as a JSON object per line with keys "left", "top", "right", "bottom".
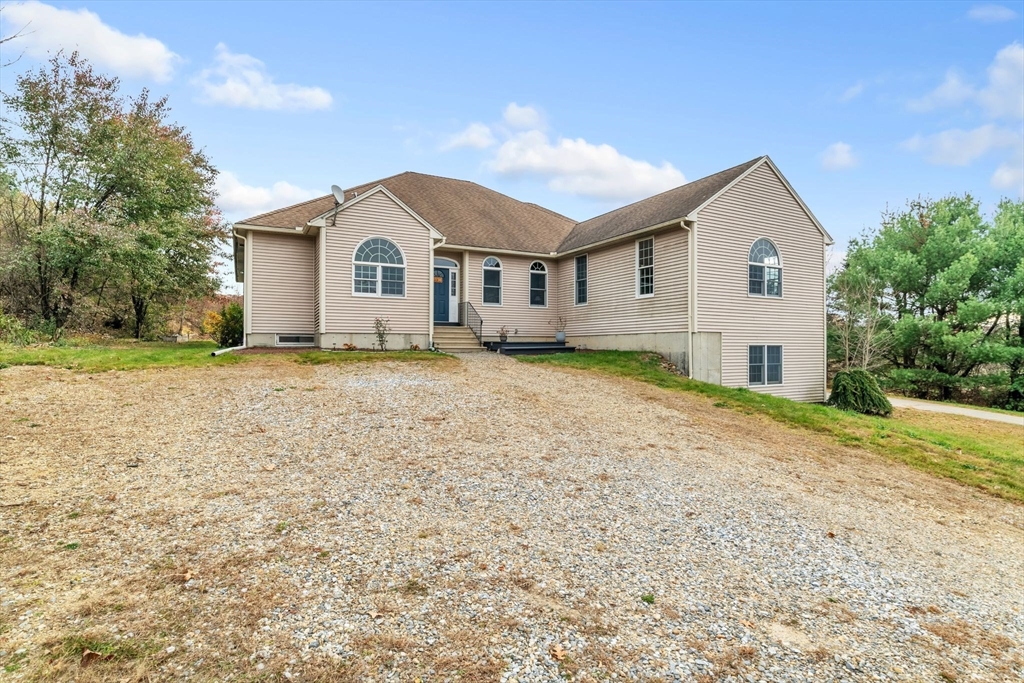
{"left": 636, "top": 237, "right": 654, "bottom": 297}
{"left": 352, "top": 237, "right": 405, "bottom": 297}
{"left": 748, "top": 238, "right": 782, "bottom": 297}
{"left": 748, "top": 345, "right": 783, "bottom": 385}
{"left": 574, "top": 254, "right": 588, "bottom": 305}
{"left": 529, "top": 261, "right": 547, "bottom": 307}
{"left": 482, "top": 256, "right": 502, "bottom": 305}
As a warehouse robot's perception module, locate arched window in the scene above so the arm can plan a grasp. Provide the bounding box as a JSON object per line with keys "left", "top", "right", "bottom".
{"left": 353, "top": 237, "right": 405, "bottom": 297}
{"left": 482, "top": 256, "right": 502, "bottom": 305}
{"left": 529, "top": 261, "right": 547, "bottom": 307}
{"left": 748, "top": 238, "right": 781, "bottom": 297}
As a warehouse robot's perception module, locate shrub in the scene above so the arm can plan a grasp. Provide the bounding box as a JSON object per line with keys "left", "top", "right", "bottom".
{"left": 828, "top": 369, "right": 893, "bottom": 416}
{"left": 0, "top": 308, "right": 36, "bottom": 345}
{"left": 217, "top": 302, "right": 243, "bottom": 348}
{"left": 373, "top": 317, "right": 391, "bottom": 351}
{"left": 201, "top": 310, "right": 223, "bottom": 338}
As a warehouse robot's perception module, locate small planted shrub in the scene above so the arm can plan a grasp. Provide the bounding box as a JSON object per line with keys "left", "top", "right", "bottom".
{"left": 217, "top": 302, "right": 244, "bottom": 348}
{"left": 828, "top": 368, "right": 893, "bottom": 416}
{"left": 373, "top": 317, "right": 391, "bottom": 351}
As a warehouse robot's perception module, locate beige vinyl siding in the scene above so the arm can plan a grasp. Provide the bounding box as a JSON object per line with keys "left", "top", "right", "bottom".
{"left": 466, "top": 253, "right": 558, "bottom": 338}
{"left": 696, "top": 162, "right": 826, "bottom": 401}
{"left": 555, "top": 227, "right": 689, "bottom": 336}
{"left": 324, "top": 191, "right": 430, "bottom": 335}
{"left": 249, "top": 231, "right": 316, "bottom": 335}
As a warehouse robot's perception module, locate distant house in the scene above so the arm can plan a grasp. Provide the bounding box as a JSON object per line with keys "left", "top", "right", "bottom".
{"left": 232, "top": 156, "right": 833, "bottom": 401}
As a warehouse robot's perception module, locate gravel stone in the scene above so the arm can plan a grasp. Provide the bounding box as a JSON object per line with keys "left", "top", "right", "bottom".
{"left": 0, "top": 353, "right": 1021, "bottom": 682}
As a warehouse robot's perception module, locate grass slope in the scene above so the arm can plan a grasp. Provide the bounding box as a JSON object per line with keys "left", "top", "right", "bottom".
{"left": 0, "top": 342, "right": 449, "bottom": 373}
{"left": 0, "top": 341, "right": 242, "bottom": 372}
{"left": 519, "top": 351, "right": 1024, "bottom": 503}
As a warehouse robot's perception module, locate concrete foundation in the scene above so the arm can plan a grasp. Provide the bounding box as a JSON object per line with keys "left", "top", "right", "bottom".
{"left": 319, "top": 333, "right": 430, "bottom": 351}
{"left": 691, "top": 332, "right": 722, "bottom": 384}
{"left": 567, "top": 332, "right": 689, "bottom": 374}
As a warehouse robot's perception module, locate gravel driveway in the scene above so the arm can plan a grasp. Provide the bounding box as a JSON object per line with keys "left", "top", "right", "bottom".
{"left": 1, "top": 353, "right": 1022, "bottom": 682}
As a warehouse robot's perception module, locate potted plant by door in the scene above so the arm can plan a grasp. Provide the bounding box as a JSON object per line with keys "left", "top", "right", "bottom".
{"left": 550, "top": 315, "right": 567, "bottom": 343}
{"left": 497, "top": 325, "right": 510, "bottom": 343}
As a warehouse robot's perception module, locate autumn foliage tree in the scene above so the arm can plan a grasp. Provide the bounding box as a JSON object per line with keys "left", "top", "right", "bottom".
{"left": 0, "top": 52, "right": 226, "bottom": 338}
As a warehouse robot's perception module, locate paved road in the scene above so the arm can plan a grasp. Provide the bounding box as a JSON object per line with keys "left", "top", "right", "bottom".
{"left": 888, "top": 396, "right": 1024, "bottom": 426}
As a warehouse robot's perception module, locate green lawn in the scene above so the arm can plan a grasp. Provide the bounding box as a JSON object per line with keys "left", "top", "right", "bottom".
{"left": 0, "top": 341, "right": 449, "bottom": 373}
{"left": 0, "top": 341, "right": 242, "bottom": 372}
{"left": 518, "top": 351, "right": 1024, "bottom": 504}
{"left": 295, "top": 350, "right": 451, "bottom": 365}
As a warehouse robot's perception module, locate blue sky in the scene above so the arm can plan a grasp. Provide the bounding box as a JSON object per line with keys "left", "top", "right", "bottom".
{"left": 2, "top": 1, "right": 1022, "bottom": 291}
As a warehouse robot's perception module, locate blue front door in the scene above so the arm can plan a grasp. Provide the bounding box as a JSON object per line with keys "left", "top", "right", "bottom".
{"left": 433, "top": 268, "right": 449, "bottom": 322}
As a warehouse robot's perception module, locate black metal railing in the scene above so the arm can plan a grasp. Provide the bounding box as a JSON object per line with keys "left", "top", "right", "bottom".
{"left": 460, "top": 301, "right": 483, "bottom": 345}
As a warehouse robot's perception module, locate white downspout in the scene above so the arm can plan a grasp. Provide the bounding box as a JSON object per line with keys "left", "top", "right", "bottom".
{"left": 683, "top": 216, "right": 698, "bottom": 378}
{"left": 319, "top": 226, "right": 327, "bottom": 343}
{"left": 243, "top": 231, "right": 252, "bottom": 345}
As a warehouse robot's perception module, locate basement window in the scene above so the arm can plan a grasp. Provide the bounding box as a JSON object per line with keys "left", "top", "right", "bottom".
{"left": 748, "top": 345, "right": 783, "bottom": 385}
{"left": 277, "top": 335, "right": 315, "bottom": 346}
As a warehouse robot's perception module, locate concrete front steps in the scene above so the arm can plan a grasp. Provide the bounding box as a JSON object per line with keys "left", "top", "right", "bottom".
{"left": 433, "top": 326, "right": 485, "bottom": 353}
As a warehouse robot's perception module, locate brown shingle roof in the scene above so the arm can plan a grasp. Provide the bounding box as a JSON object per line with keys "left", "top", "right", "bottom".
{"left": 236, "top": 158, "right": 765, "bottom": 253}
{"left": 237, "top": 194, "right": 336, "bottom": 229}
{"left": 339, "top": 172, "right": 576, "bottom": 253}
{"left": 556, "top": 157, "right": 764, "bottom": 252}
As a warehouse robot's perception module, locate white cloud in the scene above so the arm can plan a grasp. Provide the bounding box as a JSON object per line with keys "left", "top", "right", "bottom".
{"left": 978, "top": 43, "right": 1024, "bottom": 119}
{"left": 991, "top": 160, "right": 1023, "bottom": 193}
{"left": 901, "top": 124, "right": 1020, "bottom": 166}
{"left": 907, "top": 69, "right": 975, "bottom": 112}
{"left": 840, "top": 80, "right": 866, "bottom": 102}
{"left": 440, "top": 122, "right": 495, "bottom": 150}
{"left": 215, "top": 171, "right": 319, "bottom": 220}
{"left": 194, "top": 44, "right": 332, "bottom": 111}
{"left": 503, "top": 103, "right": 542, "bottom": 129}
{"left": 1, "top": 1, "right": 178, "bottom": 81}
{"left": 908, "top": 43, "right": 1023, "bottom": 119}
{"left": 967, "top": 4, "right": 1019, "bottom": 22}
{"left": 490, "top": 130, "right": 685, "bottom": 201}
{"left": 821, "top": 142, "right": 858, "bottom": 171}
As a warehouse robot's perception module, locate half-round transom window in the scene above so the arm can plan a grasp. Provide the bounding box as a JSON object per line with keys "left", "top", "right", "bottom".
{"left": 482, "top": 257, "right": 502, "bottom": 305}
{"left": 353, "top": 237, "right": 405, "bottom": 297}
{"left": 529, "top": 261, "right": 547, "bottom": 307}
{"left": 355, "top": 237, "right": 404, "bottom": 265}
{"left": 748, "top": 238, "right": 781, "bottom": 297}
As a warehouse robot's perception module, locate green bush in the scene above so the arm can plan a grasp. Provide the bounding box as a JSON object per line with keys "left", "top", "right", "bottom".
{"left": 217, "top": 302, "right": 243, "bottom": 348}
{"left": 0, "top": 308, "right": 37, "bottom": 345}
{"left": 828, "top": 369, "right": 893, "bottom": 416}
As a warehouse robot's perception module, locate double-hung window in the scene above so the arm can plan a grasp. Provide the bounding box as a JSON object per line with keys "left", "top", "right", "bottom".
{"left": 529, "top": 261, "right": 547, "bottom": 307}
{"left": 482, "top": 256, "right": 502, "bottom": 305}
{"left": 748, "top": 345, "right": 783, "bottom": 385}
{"left": 748, "top": 238, "right": 782, "bottom": 297}
{"left": 575, "top": 254, "right": 588, "bottom": 305}
{"left": 636, "top": 237, "right": 654, "bottom": 297}
{"left": 353, "top": 237, "right": 405, "bottom": 297}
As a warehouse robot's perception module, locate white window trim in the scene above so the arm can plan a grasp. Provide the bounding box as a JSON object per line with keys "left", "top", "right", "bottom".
{"left": 481, "top": 256, "right": 503, "bottom": 307}
{"left": 747, "top": 344, "right": 784, "bottom": 386}
{"left": 574, "top": 253, "right": 589, "bottom": 307}
{"left": 748, "top": 237, "right": 783, "bottom": 299}
{"left": 529, "top": 261, "right": 548, "bottom": 308}
{"left": 276, "top": 334, "right": 315, "bottom": 347}
{"left": 635, "top": 236, "right": 655, "bottom": 299}
{"left": 352, "top": 236, "right": 407, "bottom": 299}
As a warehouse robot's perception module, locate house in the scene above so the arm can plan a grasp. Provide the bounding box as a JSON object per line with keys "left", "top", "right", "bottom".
{"left": 232, "top": 156, "right": 833, "bottom": 401}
